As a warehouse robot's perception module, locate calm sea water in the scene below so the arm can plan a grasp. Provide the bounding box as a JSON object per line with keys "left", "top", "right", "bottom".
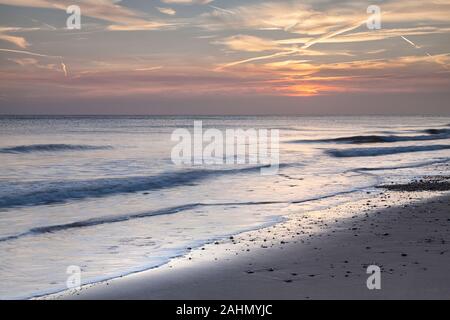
{"left": 0, "top": 116, "right": 449, "bottom": 299}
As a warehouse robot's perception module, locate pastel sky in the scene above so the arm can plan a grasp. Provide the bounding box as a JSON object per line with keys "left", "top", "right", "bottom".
{"left": 0, "top": 0, "right": 449, "bottom": 115}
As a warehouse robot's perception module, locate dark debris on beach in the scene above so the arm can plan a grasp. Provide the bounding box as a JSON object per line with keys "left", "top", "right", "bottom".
{"left": 377, "top": 176, "right": 450, "bottom": 192}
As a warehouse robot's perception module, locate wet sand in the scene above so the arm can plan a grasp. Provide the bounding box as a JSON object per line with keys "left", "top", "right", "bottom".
{"left": 51, "top": 177, "right": 450, "bottom": 300}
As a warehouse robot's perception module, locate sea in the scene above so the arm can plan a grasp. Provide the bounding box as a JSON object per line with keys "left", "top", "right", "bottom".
{"left": 0, "top": 116, "right": 449, "bottom": 299}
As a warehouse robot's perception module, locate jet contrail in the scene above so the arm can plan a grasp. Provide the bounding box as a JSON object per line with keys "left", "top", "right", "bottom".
{"left": 61, "top": 62, "right": 68, "bottom": 77}
{"left": 30, "top": 18, "right": 57, "bottom": 31}
{"left": 1, "top": 48, "right": 69, "bottom": 76}
{"left": 218, "top": 50, "right": 298, "bottom": 70}
{"left": 302, "top": 20, "right": 366, "bottom": 49}
{"left": 0, "top": 48, "right": 62, "bottom": 58}
{"left": 209, "top": 5, "right": 235, "bottom": 15}
{"left": 401, "top": 36, "right": 421, "bottom": 49}
{"left": 400, "top": 36, "right": 449, "bottom": 70}
{"left": 218, "top": 20, "right": 366, "bottom": 69}
{"left": 134, "top": 66, "right": 163, "bottom": 71}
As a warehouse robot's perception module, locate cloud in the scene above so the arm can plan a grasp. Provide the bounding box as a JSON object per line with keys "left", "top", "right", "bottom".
{"left": 209, "top": 0, "right": 450, "bottom": 71}
{"left": 202, "top": 0, "right": 450, "bottom": 33}
{"left": 1, "top": 0, "right": 450, "bottom": 107}
{"left": 0, "top": 1, "right": 140, "bottom": 24}
{"left": 208, "top": 5, "right": 235, "bottom": 15}
{"left": 0, "top": 27, "right": 36, "bottom": 48}
{"left": 382, "top": 0, "right": 450, "bottom": 24}
{"left": 0, "top": 0, "right": 173, "bottom": 31}
{"left": 202, "top": 0, "right": 450, "bottom": 44}
{"left": 280, "top": 26, "right": 450, "bottom": 45}
{"left": 134, "top": 66, "right": 164, "bottom": 71}
{"left": 1, "top": 48, "right": 66, "bottom": 76}
{"left": 107, "top": 22, "right": 176, "bottom": 31}
{"left": 217, "top": 21, "right": 365, "bottom": 69}
{"left": 217, "top": 35, "right": 280, "bottom": 52}
{"left": 201, "top": 1, "right": 365, "bottom": 34}
{"left": 6, "top": 57, "right": 64, "bottom": 76}
{"left": 301, "top": 20, "right": 365, "bottom": 49}
{"left": 0, "top": 48, "right": 61, "bottom": 58}
{"left": 157, "top": 7, "right": 176, "bottom": 16}
{"left": 0, "top": 32, "right": 29, "bottom": 48}
{"left": 218, "top": 50, "right": 299, "bottom": 70}
{"left": 61, "top": 62, "right": 68, "bottom": 77}
{"left": 1, "top": 67, "right": 274, "bottom": 99}
{"left": 209, "top": 51, "right": 450, "bottom": 97}
{"left": 161, "top": 0, "right": 213, "bottom": 4}
{"left": 4, "top": 53, "right": 449, "bottom": 101}
{"left": 2, "top": 51, "right": 450, "bottom": 107}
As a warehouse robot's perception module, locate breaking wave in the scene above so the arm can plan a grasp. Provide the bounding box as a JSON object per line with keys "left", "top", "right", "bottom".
{"left": 290, "top": 133, "right": 450, "bottom": 145}
{"left": 0, "top": 165, "right": 283, "bottom": 209}
{"left": 0, "top": 144, "right": 112, "bottom": 154}
{"left": 327, "top": 145, "right": 450, "bottom": 158}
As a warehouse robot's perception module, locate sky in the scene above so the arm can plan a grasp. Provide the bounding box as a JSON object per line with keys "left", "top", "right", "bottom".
{"left": 0, "top": 0, "right": 449, "bottom": 115}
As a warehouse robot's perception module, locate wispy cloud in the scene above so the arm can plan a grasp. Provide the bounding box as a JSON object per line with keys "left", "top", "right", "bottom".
{"left": 400, "top": 36, "right": 450, "bottom": 70}
{"left": 201, "top": 1, "right": 365, "bottom": 34}
{"left": 157, "top": 7, "right": 176, "bottom": 16}
{"left": 306, "top": 27, "right": 450, "bottom": 44}
{"left": 217, "top": 21, "right": 365, "bottom": 69}
{"left": 208, "top": 5, "right": 235, "bottom": 15}
{"left": 0, "top": 32, "right": 29, "bottom": 48}
{"left": 217, "top": 35, "right": 279, "bottom": 52}
{"left": 7, "top": 57, "right": 66, "bottom": 77}
{"left": 162, "top": 0, "right": 213, "bottom": 4}
{"left": 1, "top": 48, "right": 66, "bottom": 77}
{"left": 218, "top": 50, "right": 299, "bottom": 70}
{"left": 211, "top": 0, "right": 450, "bottom": 72}
{"left": 107, "top": 22, "right": 176, "bottom": 31}
{"left": 0, "top": 48, "right": 61, "bottom": 58}
{"left": 61, "top": 62, "right": 68, "bottom": 77}
{"left": 0, "top": 0, "right": 174, "bottom": 31}
{"left": 0, "top": 27, "right": 36, "bottom": 48}
{"left": 1, "top": 0, "right": 450, "bottom": 108}
{"left": 134, "top": 66, "right": 164, "bottom": 72}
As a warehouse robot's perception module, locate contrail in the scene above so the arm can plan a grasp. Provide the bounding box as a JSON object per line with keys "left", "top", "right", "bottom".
{"left": 401, "top": 36, "right": 421, "bottom": 49}
{"left": 218, "top": 50, "right": 298, "bottom": 70}
{"left": 61, "top": 62, "right": 68, "bottom": 77}
{"left": 134, "top": 66, "right": 163, "bottom": 71}
{"left": 218, "top": 20, "right": 366, "bottom": 69}
{"left": 30, "top": 18, "right": 57, "bottom": 31}
{"left": 400, "top": 36, "right": 449, "bottom": 70}
{"left": 0, "top": 48, "right": 62, "bottom": 58}
{"left": 302, "top": 20, "right": 364, "bottom": 49}
{"left": 209, "top": 5, "right": 235, "bottom": 15}
{"left": 1, "top": 48, "right": 70, "bottom": 76}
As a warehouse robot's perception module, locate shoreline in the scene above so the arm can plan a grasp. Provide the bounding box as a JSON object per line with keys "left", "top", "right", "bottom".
{"left": 46, "top": 178, "right": 450, "bottom": 300}
{"left": 32, "top": 189, "right": 364, "bottom": 300}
